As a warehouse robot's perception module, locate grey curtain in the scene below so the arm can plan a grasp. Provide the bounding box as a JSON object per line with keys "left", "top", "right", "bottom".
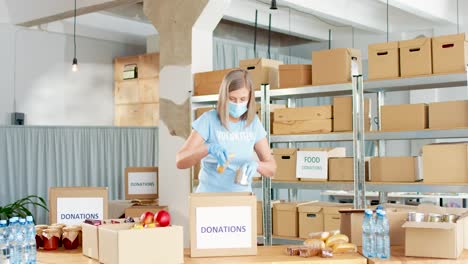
{"left": 0, "top": 126, "right": 158, "bottom": 224}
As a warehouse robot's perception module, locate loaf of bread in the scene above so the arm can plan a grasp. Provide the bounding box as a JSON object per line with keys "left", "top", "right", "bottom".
{"left": 303, "top": 238, "right": 325, "bottom": 249}
{"left": 325, "top": 234, "right": 349, "bottom": 247}
{"left": 332, "top": 243, "right": 357, "bottom": 253}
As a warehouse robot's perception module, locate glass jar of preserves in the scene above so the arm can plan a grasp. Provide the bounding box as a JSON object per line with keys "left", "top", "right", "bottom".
{"left": 42, "top": 228, "right": 61, "bottom": 250}
{"left": 62, "top": 226, "right": 81, "bottom": 250}
{"left": 35, "top": 225, "right": 49, "bottom": 249}
{"left": 49, "top": 224, "right": 65, "bottom": 247}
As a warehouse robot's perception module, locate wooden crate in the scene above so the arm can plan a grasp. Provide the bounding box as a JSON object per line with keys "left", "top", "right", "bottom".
{"left": 115, "top": 79, "right": 159, "bottom": 105}
{"left": 115, "top": 103, "right": 159, "bottom": 127}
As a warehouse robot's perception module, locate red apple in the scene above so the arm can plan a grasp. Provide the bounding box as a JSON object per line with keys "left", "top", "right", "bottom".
{"left": 155, "top": 210, "right": 171, "bottom": 227}
{"left": 140, "top": 211, "right": 155, "bottom": 225}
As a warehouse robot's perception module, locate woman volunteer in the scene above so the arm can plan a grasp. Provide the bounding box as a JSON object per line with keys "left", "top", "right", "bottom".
{"left": 176, "top": 69, "right": 276, "bottom": 192}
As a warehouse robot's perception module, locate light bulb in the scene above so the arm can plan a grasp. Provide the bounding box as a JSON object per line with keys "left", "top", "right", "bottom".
{"left": 72, "top": 58, "right": 78, "bottom": 72}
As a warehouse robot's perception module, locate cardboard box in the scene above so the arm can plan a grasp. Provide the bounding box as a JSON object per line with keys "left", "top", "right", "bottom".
{"left": 403, "top": 204, "right": 468, "bottom": 259}
{"left": 124, "top": 205, "right": 168, "bottom": 218}
{"left": 240, "top": 58, "right": 282, "bottom": 90}
{"left": 279, "top": 64, "right": 312, "bottom": 88}
{"left": 257, "top": 201, "right": 263, "bottom": 235}
{"left": 328, "top": 157, "right": 370, "bottom": 182}
{"left": 422, "top": 143, "right": 468, "bottom": 183}
{"left": 190, "top": 192, "right": 257, "bottom": 257}
{"left": 274, "top": 105, "right": 332, "bottom": 122}
{"left": 429, "top": 100, "right": 468, "bottom": 129}
{"left": 369, "top": 157, "right": 419, "bottom": 182}
{"left": 400, "top": 37, "right": 432, "bottom": 77}
{"left": 340, "top": 204, "right": 415, "bottom": 246}
{"left": 381, "top": 103, "right": 428, "bottom": 131}
{"left": 273, "top": 119, "right": 333, "bottom": 135}
{"left": 272, "top": 148, "right": 297, "bottom": 181}
{"left": 98, "top": 224, "right": 183, "bottom": 264}
{"left": 312, "top": 48, "right": 362, "bottom": 85}
{"left": 332, "top": 96, "right": 370, "bottom": 132}
{"left": 82, "top": 219, "right": 127, "bottom": 260}
{"left": 296, "top": 147, "right": 346, "bottom": 181}
{"left": 432, "top": 33, "right": 468, "bottom": 74}
{"left": 124, "top": 167, "right": 158, "bottom": 200}
{"left": 273, "top": 202, "right": 298, "bottom": 237}
{"left": 49, "top": 187, "right": 108, "bottom": 226}
{"left": 368, "top": 41, "right": 400, "bottom": 80}
{"left": 193, "top": 68, "right": 233, "bottom": 96}
{"left": 297, "top": 202, "right": 351, "bottom": 239}
{"left": 108, "top": 200, "right": 133, "bottom": 219}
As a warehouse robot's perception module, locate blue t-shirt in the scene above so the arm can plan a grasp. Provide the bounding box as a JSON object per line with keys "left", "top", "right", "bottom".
{"left": 192, "top": 110, "right": 267, "bottom": 192}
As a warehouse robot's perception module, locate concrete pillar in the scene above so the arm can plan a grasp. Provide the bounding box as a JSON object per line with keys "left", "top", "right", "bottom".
{"left": 143, "top": 0, "right": 230, "bottom": 247}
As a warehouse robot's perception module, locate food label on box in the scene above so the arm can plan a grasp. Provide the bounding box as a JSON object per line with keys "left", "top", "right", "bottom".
{"left": 56, "top": 197, "right": 104, "bottom": 225}
{"left": 128, "top": 171, "right": 158, "bottom": 195}
{"left": 296, "top": 151, "right": 328, "bottom": 179}
{"left": 196, "top": 206, "right": 252, "bottom": 249}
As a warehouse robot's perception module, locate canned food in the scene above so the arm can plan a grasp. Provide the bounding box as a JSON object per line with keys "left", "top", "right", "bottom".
{"left": 427, "top": 213, "right": 442, "bottom": 222}
{"left": 235, "top": 166, "right": 249, "bottom": 186}
{"left": 442, "top": 214, "right": 458, "bottom": 223}
{"left": 408, "top": 212, "right": 425, "bottom": 222}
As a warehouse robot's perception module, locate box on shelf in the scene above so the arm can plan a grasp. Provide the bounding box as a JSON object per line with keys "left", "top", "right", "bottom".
{"left": 429, "top": 100, "right": 468, "bottom": 129}
{"left": 124, "top": 205, "right": 168, "bottom": 218}
{"left": 274, "top": 105, "right": 332, "bottom": 122}
{"left": 381, "top": 103, "right": 428, "bottom": 131}
{"left": 82, "top": 219, "right": 127, "bottom": 260}
{"left": 312, "top": 48, "right": 362, "bottom": 85}
{"left": 328, "top": 157, "right": 370, "bottom": 182}
{"left": 422, "top": 142, "right": 468, "bottom": 183}
{"left": 257, "top": 201, "right": 263, "bottom": 235}
{"left": 190, "top": 192, "right": 257, "bottom": 257}
{"left": 279, "top": 64, "right": 312, "bottom": 88}
{"left": 296, "top": 147, "right": 346, "bottom": 181}
{"left": 432, "top": 33, "right": 468, "bottom": 74}
{"left": 114, "top": 103, "right": 159, "bottom": 127}
{"left": 368, "top": 41, "right": 400, "bottom": 80}
{"left": 125, "top": 167, "right": 158, "bottom": 200}
{"left": 49, "top": 187, "right": 108, "bottom": 226}
{"left": 240, "top": 58, "right": 282, "bottom": 90}
{"left": 193, "top": 68, "right": 233, "bottom": 96}
{"left": 332, "top": 96, "right": 370, "bottom": 132}
{"left": 403, "top": 204, "right": 468, "bottom": 259}
{"left": 340, "top": 204, "right": 415, "bottom": 246}
{"left": 369, "top": 156, "right": 420, "bottom": 182}
{"left": 272, "top": 148, "right": 297, "bottom": 182}
{"left": 98, "top": 223, "right": 183, "bottom": 264}
{"left": 298, "top": 202, "right": 351, "bottom": 239}
{"left": 399, "top": 37, "right": 432, "bottom": 77}
{"left": 273, "top": 119, "right": 333, "bottom": 135}
{"left": 273, "top": 202, "right": 298, "bottom": 237}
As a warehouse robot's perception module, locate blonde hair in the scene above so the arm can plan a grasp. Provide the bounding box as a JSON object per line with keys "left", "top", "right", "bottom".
{"left": 217, "top": 69, "right": 257, "bottom": 129}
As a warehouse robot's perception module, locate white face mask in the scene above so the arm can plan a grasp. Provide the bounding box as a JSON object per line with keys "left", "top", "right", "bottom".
{"left": 228, "top": 101, "right": 248, "bottom": 118}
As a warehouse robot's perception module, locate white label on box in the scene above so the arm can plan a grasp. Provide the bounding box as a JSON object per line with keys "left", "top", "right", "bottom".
{"left": 56, "top": 197, "right": 104, "bottom": 225}
{"left": 128, "top": 171, "right": 158, "bottom": 195}
{"left": 196, "top": 206, "right": 252, "bottom": 249}
{"left": 296, "top": 151, "right": 328, "bottom": 179}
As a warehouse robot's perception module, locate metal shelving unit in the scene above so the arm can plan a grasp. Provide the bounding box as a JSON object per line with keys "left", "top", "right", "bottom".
{"left": 191, "top": 90, "right": 263, "bottom": 104}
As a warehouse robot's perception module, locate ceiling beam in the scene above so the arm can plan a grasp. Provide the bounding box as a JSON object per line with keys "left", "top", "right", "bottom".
{"left": 376, "top": 0, "right": 457, "bottom": 25}
{"left": 6, "top": 0, "right": 141, "bottom": 27}
{"left": 279, "top": 0, "right": 388, "bottom": 33}
{"left": 223, "top": 0, "right": 334, "bottom": 41}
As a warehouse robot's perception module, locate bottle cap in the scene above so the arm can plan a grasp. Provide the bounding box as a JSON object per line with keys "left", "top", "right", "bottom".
{"left": 9, "top": 217, "right": 18, "bottom": 223}
{"left": 377, "top": 210, "right": 386, "bottom": 216}
{"left": 19, "top": 218, "right": 26, "bottom": 224}
{"left": 364, "top": 209, "right": 373, "bottom": 215}
{"left": 0, "top": 220, "right": 7, "bottom": 225}
{"left": 26, "top": 216, "right": 33, "bottom": 222}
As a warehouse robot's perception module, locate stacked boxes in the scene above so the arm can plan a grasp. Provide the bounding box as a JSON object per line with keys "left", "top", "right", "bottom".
{"left": 429, "top": 100, "right": 468, "bottom": 129}
{"left": 332, "top": 96, "right": 371, "bottom": 132}
{"left": 368, "top": 41, "right": 400, "bottom": 80}
{"left": 312, "top": 48, "right": 362, "bottom": 85}
{"left": 272, "top": 105, "right": 333, "bottom": 134}
{"left": 381, "top": 103, "right": 428, "bottom": 131}
{"left": 422, "top": 143, "right": 468, "bottom": 183}
{"left": 369, "top": 157, "right": 420, "bottom": 182}
{"left": 297, "top": 202, "right": 351, "bottom": 239}
{"left": 432, "top": 33, "right": 468, "bottom": 74}
{"left": 240, "top": 58, "right": 282, "bottom": 90}
{"left": 279, "top": 64, "right": 312, "bottom": 88}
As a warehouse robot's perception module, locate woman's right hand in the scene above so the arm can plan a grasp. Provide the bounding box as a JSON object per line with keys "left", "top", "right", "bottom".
{"left": 207, "top": 143, "right": 228, "bottom": 166}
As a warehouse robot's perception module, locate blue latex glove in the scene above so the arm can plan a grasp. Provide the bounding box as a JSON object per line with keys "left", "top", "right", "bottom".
{"left": 207, "top": 143, "right": 228, "bottom": 166}
{"left": 241, "top": 160, "right": 259, "bottom": 179}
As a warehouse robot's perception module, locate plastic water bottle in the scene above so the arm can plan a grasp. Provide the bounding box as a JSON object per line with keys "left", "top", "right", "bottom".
{"left": 15, "top": 219, "right": 26, "bottom": 264}
{"left": 375, "top": 210, "right": 390, "bottom": 259}
{"left": 25, "top": 216, "right": 36, "bottom": 264}
{"left": 7, "top": 218, "right": 18, "bottom": 264}
{"left": 0, "top": 220, "right": 10, "bottom": 264}
{"left": 362, "top": 209, "right": 375, "bottom": 258}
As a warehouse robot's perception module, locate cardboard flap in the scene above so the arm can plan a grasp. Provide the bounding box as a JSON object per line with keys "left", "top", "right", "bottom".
{"left": 369, "top": 41, "right": 399, "bottom": 52}
{"left": 240, "top": 58, "right": 262, "bottom": 69}
{"left": 399, "top": 37, "right": 431, "bottom": 49}
{"left": 273, "top": 202, "right": 298, "bottom": 211}
{"left": 272, "top": 148, "right": 297, "bottom": 156}
{"left": 402, "top": 221, "right": 456, "bottom": 230}
{"left": 298, "top": 204, "right": 322, "bottom": 213}
{"left": 298, "top": 147, "right": 346, "bottom": 158}
{"left": 433, "top": 33, "right": 468, "bottom": 45}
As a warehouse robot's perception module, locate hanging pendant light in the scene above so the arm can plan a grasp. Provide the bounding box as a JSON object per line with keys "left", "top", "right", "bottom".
{"left": 270, "top": 0, "right": 278, "bottom": 10}
{"left": 72, "top": 0, "right": 78, "bottom": 72}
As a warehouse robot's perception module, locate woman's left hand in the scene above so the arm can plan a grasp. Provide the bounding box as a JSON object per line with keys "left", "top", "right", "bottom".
{"left": 241, "top": 160, "right": 259, "bottom": 178}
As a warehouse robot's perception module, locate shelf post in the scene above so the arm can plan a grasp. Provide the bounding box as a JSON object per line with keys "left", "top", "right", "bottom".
{"left": 261, "top": 84, "right": 273, "bottom": 246}
{"left": 352, "top": 60, "right": 366, "bottom": 209}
